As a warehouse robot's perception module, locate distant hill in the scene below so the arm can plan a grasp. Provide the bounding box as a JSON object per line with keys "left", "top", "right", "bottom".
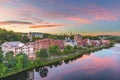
{"left": 0, "top": 28, "right": 21, "bottom": 44}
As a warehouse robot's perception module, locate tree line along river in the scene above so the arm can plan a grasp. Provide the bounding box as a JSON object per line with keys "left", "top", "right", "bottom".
{"left": 1, "top": 44, "right": 120, "bottom": 80}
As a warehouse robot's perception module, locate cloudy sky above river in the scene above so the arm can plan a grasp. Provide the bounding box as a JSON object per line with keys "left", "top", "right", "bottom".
{"left": 0, "top": 0, "right": 120, "bottom": 35}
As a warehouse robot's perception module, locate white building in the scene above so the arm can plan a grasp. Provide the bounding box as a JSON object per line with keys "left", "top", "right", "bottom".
{"left": 64, "top": 37, "right": 77, "bottom": 47}
{"left": 1, "top": 41, "right": 35, "bottom": 59}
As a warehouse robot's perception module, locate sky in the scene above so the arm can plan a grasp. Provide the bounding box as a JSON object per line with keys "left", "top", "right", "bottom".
{"left": 0, "top": 0, "right": 120, "bottom": 36}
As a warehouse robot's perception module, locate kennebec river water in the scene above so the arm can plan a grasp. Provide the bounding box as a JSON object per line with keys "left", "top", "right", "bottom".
{"left": 3, "top": 44, "right": 120, "bottom": 80}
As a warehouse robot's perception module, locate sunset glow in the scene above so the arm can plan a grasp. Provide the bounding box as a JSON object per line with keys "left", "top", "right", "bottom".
{"left": 0, "top": 0, "right": 120, "bottom": 35}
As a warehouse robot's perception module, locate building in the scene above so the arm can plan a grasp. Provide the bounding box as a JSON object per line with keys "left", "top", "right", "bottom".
{"left": 76, "top": 40, "right": 83, "bottom": 47}
{"left": 91, "top": 40, "right": 101, "bottom": 47}
{"left": 28, "top": 32, "right": 43, "bottom": 41}
{"left": 82, "top": 39, "right": 92, "bottom": 46}
{"left": 22, "top": 42, "right": 36, "bottom": 59}
{"left": 74, "top": 34, "right": 82, "bottom": 41}
{"left": 35, "top": 39, "right": 64, "bottom": 50}
{"left": 101, "top": 40, "right": 110, "bottom": 45}
{"left": 64, "top": 37, "right": 77, "bottom": 47}
{"left": 1, "top": 41, "right": 35, "bottom": 59}
{"left": 22, "top": 32, "right": 44, "bottom": 41}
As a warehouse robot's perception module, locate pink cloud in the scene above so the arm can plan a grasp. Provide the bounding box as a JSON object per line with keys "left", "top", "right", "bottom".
{"left": 0, "top": 1, "right": 119, "bottom": 26}
{"left": 83, "top": 4, "right": 119, "bottom": 21}
{"left": 0, "top": 0, "right": 10, "bottom": 2}
{"left": 46, "top": 1, "right": 120, "bottom": 21}
{"left": 66, "top": 17, "right": 92, "bottom": 24}
{"left": 29, "top": 23, "right": 65, "bottom": 28}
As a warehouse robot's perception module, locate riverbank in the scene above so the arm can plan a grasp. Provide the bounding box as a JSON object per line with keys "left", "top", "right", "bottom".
{"left": 0, "top": 44, "right": 114, "bottom": 79}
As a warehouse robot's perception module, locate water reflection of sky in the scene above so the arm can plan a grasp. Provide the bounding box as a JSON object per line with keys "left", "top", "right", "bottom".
{"left": 34, "top": 47, "right": 120, "bottom": 80}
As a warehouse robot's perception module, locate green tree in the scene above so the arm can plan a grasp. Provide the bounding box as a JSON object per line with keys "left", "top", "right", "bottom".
{"left": 0, "top": 52, "right": 4, "bottom": 64}
{"left": 15, "top": 53, "right": 29, "bottom": 69}
{"left": 77, "top": 46, "right": 83, "bottom": 50}
{"left": 86, "top": 45, "right": 94, "bottom": 48}
{"left": 64, "top": 45, "right": 75, "bottom": 54}
{"left": 5, "top": 51, "right": 14, "bottom": 61}
{"left": 74, "top": 45, "right": 77, "bottom": 50}
{"left": 36, "top": 48, "right": 48, "bottom": 58}
{"left": 5, "top": 51, "right": 16, "bottom": 70}
{"left": 48, "top": 45, "right": 61, "bottom": 56}
{"left": 21, "top": 36, "right": 29, "bottom": 43}
{"left": 32, "top": 37, "right": 41, "bottom": 42}
{"left": 0, "top": 63, "right": 7, "bottom": 76}
{"left": 0, "top": 28, "right": 21, "bottom": 44}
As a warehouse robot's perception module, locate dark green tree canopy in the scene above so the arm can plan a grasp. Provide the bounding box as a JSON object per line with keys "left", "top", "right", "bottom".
{"left": 36, "top": 48, "right": 48, "bottom": 58}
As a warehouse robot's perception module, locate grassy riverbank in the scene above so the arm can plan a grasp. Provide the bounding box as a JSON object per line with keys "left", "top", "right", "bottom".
{"left": 0, "top": 44, "right": 113, "bottom": 79}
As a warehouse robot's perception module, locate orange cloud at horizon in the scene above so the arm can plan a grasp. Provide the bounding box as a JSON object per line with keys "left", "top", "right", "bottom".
{"left": 29, "top": 23, "right": 65, "bottom": 28}
{"left": 66, "top": 17, "right": 92, "bottom": 24}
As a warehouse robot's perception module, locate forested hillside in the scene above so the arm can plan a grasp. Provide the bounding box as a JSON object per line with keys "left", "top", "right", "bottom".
{"left": 0, "top": 28, "right": 21, "bottom": 44}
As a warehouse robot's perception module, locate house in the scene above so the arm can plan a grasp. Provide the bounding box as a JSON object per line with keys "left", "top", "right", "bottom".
{"left": 1, "top": 41, "right": 35, "bottom": 59}
{"left": 82, "top": 39, "right": 92, "bottom": 46}
{"left": 91, "top": 40, "right": 100, "bottom": 47}
{"left": 64, "top": 37, "right": 77, "bottom": 47}
{"left": 76, "top": 40, "right": 83, "bottom": 47}
{"left": 101, "top": 40, "right": 110, "bottom": 45}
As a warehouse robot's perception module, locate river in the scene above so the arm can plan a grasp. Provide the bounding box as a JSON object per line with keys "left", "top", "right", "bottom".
{"left": 3, "top": 44, "right": 120, "bottom": 80}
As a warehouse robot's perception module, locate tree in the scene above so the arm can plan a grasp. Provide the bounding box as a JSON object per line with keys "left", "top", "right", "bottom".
{"left": 0, "top": 28, "right": 21, "bottom": 44}
{"left": 21, "top": 36, "right": 29, "bottom": 43}
{"left": 5, "top": 51, "right": 16, "bottom": 70}
{"left": 36, "top": 48, "right": 48, "bottom": 58}
{"left": 15, "top": 53, "right": 29, "bottom": 69}
{"left": 74, "top": 45, "right": 77, "bottom": 50}
{"left": 32, "top": 37, "right": 41, "bottom": 42}
{"left": 0, "top": 63, "right": 7, "bottom": 76}
{"left": 5, "top": 51, "right": 14, "bottom": 61}
{"left": 0, "top": 52, "right": 4, "bottom": 64}
{"left": 86, "top": 45, "right": 94, "bottom": 48}
{"left": 64, "top": 45, "right": 75, "bottom": 54}
{"left": 48, "top": 45, "right": 61, "bottom": 56}
{"left": 77, "top": 46, "right": 83, "bottom": 50}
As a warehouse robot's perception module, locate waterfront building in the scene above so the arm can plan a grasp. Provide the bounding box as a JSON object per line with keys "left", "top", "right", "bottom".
{"left": 1, "top": 41, "right": 35, "bottom": 59}
{"left": 35, "top": 39, "right": 64, "bottom": 49}
{"left": 64, "top": 37, "right": 77, "bottom": 47}
{"left": 82, "top": 39, "right": 92, "bottom": 46}
{"left": 101, "top": 40, "right": 110, "bottom": 45}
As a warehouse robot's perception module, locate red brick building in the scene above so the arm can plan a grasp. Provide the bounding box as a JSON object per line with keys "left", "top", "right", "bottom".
{"left": 35, "top": 39, "right": 64, "bottom": 50}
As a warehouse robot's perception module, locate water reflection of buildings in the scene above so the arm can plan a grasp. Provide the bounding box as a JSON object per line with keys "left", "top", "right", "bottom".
{"left": 3, "top": 69, "right": 34, "bottom": 80}
{"left": 27, "top": 69, "right": 34, "bottom": 80}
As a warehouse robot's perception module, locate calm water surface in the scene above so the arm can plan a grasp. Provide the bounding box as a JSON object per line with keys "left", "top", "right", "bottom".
{"left": 3, "top": 45, "right": 120, "bottom": 80}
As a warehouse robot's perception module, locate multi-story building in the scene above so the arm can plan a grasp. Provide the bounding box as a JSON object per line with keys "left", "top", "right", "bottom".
{"left": 74, "top": 34, "right": 82, "bottom": 41}
{"left": 35, "top": 39, "right": 64, "bottom": 50}
{"left": 74, "top": 34, "right": 83, "bottom": 47}
{"left": 22, "top": 32, "right": 44, "bottom": 41}
{"left": 28, "top": 32, "right": 43, "bottom": 41}
{"left": 1, "top": 41, "right": 35, "bottom": 59}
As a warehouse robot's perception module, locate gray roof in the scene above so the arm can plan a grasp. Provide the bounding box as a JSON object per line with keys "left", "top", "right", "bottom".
{"left": 1, "top": 41, "right": 24, "bottom": 47}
